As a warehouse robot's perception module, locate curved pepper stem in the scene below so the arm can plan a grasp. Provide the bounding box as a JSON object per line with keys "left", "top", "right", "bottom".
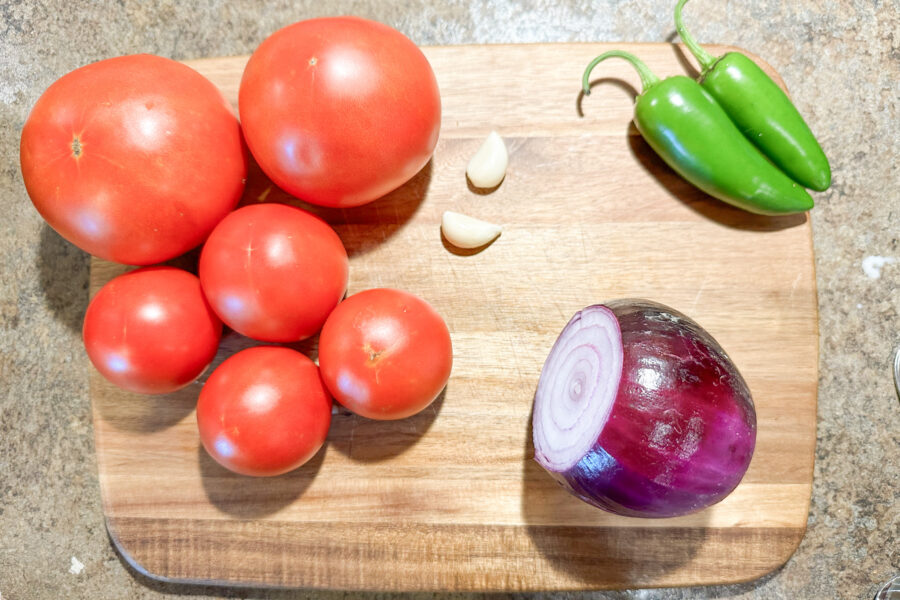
{"left": 675, "top": 0, "right": 717, "bottom": 71}
{"left": 582, "top": 50, "right": 660, "bottom": 96}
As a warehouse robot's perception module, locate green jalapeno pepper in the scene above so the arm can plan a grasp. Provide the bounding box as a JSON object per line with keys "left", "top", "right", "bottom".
{"left": 582, "top": 50, "right": 814, "bottom": 215}
{"left": 675, "top": 0, "right": 831, "bottom": 191}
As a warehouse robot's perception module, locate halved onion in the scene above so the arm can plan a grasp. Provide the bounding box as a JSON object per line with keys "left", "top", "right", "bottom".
{"left": 532, "top": 299, "right": 756, "bottom": 518}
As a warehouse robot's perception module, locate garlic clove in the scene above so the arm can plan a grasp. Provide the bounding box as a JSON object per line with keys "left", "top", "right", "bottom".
{"left": 441, "top": 211, "right": 502, "bottom": 249}
{"left": 466, "top": 131, "right": 508, "bottom": 189}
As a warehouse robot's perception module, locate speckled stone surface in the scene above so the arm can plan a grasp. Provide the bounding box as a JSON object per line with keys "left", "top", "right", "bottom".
{"left": 1, "top": 1, "right": 897, "bottom": 598}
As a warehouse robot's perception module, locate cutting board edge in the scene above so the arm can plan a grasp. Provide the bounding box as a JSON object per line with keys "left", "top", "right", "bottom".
{"left": 179, "top": 40, "right": 793, "bottom": 104}
{"left": 180, "top": 40, "right": 786, "bottom": 78}
{"left": 105, "top": 515, "right": 808, "bottom": 592}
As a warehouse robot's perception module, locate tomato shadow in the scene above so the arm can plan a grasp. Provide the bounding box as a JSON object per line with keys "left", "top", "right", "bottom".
{"left": 520, "top": 398, "right": 711, "bottom": 587}
{"left": 91, "top": 327, "right": 321, "bottom": 434}
{"left": 327, "top": 387, "right": 445, "bottom": 463}
{"left": 237, "top": 153, "right": 432, "bottom": 258}
{"left": 91, "top": 373, "right": 200, "bottom": 433}
{"left": 159, "top": 246, "right": 203, "bottom": 273}
{"left": 37, "top": 223, "right": 91, "bottom": 334}
{"left": 626, "top": 129, "right": 808, "bottom": 231}
{"left": 213, "top": 328, "right": 320, "bottom": 365}
{"left": 198, "top": 440, "right": 327, "bottom": 520}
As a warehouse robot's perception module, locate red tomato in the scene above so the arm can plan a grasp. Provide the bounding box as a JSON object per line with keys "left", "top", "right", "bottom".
{"left": 20, "top": 54, "right": 247, "bottom": 265}
{"left": 318, "top": 288, "right": 453, "bottom": 420}
{"left": 197, "top": 346, "right": 332, "bottom": 477}
{"left": 83, "top": 266, "right": 222, "bottom": 394}
{"left": 238, "top": 17, "right": 441, "bottom": 208}
{"left": 198, "top": 203, "right": 348, "bottom": 342}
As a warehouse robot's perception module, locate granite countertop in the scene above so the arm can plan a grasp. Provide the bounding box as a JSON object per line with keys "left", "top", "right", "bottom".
{"left": 1, "top": 1, "right": 897, "bottom": 598}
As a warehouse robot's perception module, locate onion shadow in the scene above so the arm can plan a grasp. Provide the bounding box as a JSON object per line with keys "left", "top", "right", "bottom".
{"left": 198, "top": 440, "right": 327, "bottom": 520}
{"left": 520, "top": 399, "right": 711, "bottom": 588}
{"left": 327, "top": 388, "right": 445, "bottom": 463}
{"left": 238, "top": 153, "right": 433, "bottom": 258}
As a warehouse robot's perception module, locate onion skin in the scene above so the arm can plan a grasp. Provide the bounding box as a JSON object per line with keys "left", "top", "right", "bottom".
{"left": 534, "top": 299, "right": 756, "bottom": 518}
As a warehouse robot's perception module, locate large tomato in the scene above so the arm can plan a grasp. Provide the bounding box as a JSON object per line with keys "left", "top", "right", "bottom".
{"left": 238, "top": 17, "right": 441, "bottom": 208}
{"left": 198, "top": 203, "right": 349, "bottom": 342}
{"left": 20, "top": 54, "right": 247, "bottom": 265}
{"left": 197, "top": 346, "right": 333, "bottom": 477}
{"left": 318, "top": 288, "right": 453, "bottom": 420}
{"left": 83, "top": 266, "right": 222, "bottom": 394}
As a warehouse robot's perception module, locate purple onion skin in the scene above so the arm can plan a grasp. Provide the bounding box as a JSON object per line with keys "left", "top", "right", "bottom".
{"left": 542, "top": 299, "right": 756, "bottom": 518}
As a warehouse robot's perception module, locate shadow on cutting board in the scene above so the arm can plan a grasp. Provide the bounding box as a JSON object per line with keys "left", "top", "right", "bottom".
{"left": 627, "top": 131, "right": 808, "bottom": 232}
{"left": 198, "top": 439, "right": 327, "bottom": 519}
{"left": 327, "top": 388, "right": 445, "bottom": 462}
{"left": 238, "top": 152, "right": 433, "bottom": 258}
{"left": 520, "top": 403, "right": 710, "bottom": 587}
{"left": 91, "top": 373, "right": 199, "bottom": 433}
{"left": 577, "top": 76, "right": 640, "bottom": 118}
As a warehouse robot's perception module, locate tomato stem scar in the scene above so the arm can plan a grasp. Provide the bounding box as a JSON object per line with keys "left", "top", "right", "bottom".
{"left": 71, "top": 136, "right": 83, "bottom": 158}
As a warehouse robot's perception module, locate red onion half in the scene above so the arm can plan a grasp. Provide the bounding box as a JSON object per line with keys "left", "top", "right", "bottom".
{"left": 532, "top": 299, "right": 756, "bottom": 518}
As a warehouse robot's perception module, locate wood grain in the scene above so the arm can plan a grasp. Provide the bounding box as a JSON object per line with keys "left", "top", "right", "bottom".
{"left": 90, "top": 42, "right": 818, "bottom": 591}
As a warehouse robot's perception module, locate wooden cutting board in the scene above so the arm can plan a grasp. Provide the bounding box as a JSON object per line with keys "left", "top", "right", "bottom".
{"left": 90, "top": 42, "right": 818, "bottom": 591}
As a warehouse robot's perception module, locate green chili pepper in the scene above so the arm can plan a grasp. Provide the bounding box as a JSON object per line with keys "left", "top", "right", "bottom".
{"left": 675, "top": 0, "right": 831, "bottom": 191}
{"left": 582, "top": 51, "right": 813, "bottom": 215}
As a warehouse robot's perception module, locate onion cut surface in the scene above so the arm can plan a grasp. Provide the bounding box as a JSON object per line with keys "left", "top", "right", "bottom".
{"left": 532, "top": 299, "right": 756, "bottom": 518}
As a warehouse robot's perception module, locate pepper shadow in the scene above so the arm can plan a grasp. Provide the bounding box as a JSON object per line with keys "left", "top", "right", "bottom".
{"left": 627, "top": 131, "right": 808, "bottom": 231}
{"left": 576, "top": 77, "right": 640, "bottom": 118}
{"left": 668, "top": 39, "right": 703, "bottom": 79}
{"left": 578, "top": 72, "right": 807, "bottom": 232}
{"left": 198, "top": 440, "right": 327, "bottom": 520}
{"left": 520, "top": 400, "right": 711, "bottom": 588}
{"left": 37, "top": 223, "right": 91, "bottom": 334}
{"left": 328, "top": 388, "right": 445, "bottom": 462}
{"left": 238, "top": 153, "right": 433, "bottom": 258}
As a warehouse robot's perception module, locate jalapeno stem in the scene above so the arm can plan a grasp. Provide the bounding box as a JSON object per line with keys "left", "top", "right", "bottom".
{"left": 582, "top": 50, "right": 660, "bottom": 96}
{"left": 675, "top": 0, "right": 717, "bottom": 71}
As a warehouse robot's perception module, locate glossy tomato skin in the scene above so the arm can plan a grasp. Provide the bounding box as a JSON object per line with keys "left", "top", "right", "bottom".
{"left": 318, "top": 288, "right": 453, "bottom": 420}
{"left": 83, "top": 266, "right": 222, "bottom": 395}
{"left": 197, "top": 346, "right": 333, "bottom": 477}
{"left": 198, "top": 203, "right": 349, "bottom": 342}
{"left": 239, "top": 17, "right": 441, "bottom": 208}
{"left": 20, "top": 54, "right": 247, "bottom": 265}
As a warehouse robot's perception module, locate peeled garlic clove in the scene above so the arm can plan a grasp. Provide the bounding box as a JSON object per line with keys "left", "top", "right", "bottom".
{"left": 441, "top": 211, "right": 502, "bottom": 249}
{"left": 466, "top": 131, "right": 508, "bottom": 188}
